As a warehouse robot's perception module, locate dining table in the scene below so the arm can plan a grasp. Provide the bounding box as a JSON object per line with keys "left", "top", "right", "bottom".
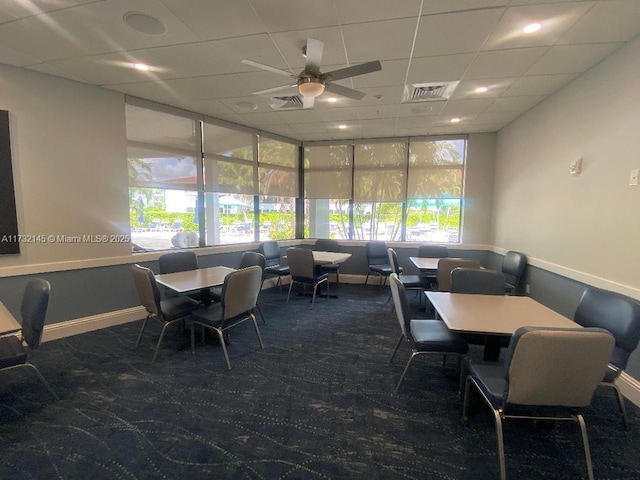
{"left": 0, "top": 301, "right": 21, "bottom": 336}
{"left": 425, "top": 291, "right": 580, "bottom": 361}
{"left": 409, "top": 256, "right": 442, "bottom": 272}
{"left": 155, "top": 266, "right": 236, "bottom": 304}
{"left": 311, "top": 251, "right": 352, "bottom": 266}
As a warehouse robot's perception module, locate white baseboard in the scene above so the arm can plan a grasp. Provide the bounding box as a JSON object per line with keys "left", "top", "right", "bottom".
{"left": 42, "top": 306, "right": 146, "bottom": 342}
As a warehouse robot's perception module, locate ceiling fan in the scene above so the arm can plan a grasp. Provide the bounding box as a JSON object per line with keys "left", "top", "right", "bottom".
{"left": 241, "top": 38, "right": 382, "bottom": 109}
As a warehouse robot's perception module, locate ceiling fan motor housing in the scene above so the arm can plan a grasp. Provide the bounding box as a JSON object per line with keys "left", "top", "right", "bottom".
{"left": 297, "top": 76, "right": 325, "bottom": 98}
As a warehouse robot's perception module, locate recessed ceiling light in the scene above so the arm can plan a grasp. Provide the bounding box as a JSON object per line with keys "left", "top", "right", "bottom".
{"left": 450, "top": 118, "right": 461, "bottom": 123}
{"left": 338, "top": 124, "right": 347, "bottom": 130}
{"left": 523, "top": 22, "right": 541, "bottom": 34}
{"left": 475, "top": 86, "right": 488, "bottom": 93}
{"left": 327, "top": 97, "right": 337, "bottom": 103}
{"left": 133, "top": 63, "right": 149, "bottom": 71}
{"left": 124, "top": 12, "right": 166, "bottom": 35}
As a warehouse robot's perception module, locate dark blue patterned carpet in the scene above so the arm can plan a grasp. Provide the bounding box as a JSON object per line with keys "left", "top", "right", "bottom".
{"left": 0, "top": 284, "right": 638, "bottom": 479}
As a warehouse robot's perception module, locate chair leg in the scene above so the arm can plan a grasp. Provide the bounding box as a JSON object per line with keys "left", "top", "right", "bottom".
{"left": 256, "top": 302, "right": 266, "bottom": 324}
{"left": 215, "top": 328, "right": 232, "bottom": 370}
{"left": 389, "top": 333, "right": 405, "bottom": 363}
{"left": 607, "top": 382, "right": 629, "bottom": 430}
{"left": 394, "top": 352, "right": 417, "bottom": 394}
{"left": 287, "top": 280, "right": 294, "bottom": 303}
{"left": 492, "top": 409, "right": 507, "bottom": 480}
{"left": 250, "top": 314, "right": 264, "bottom": 349}
{"left": 25, "top": 364, "right": 59, "bottom": 401}
{"left": 135, "top": 315, "right": 150, "bottom": 348}
{"left": 151, "top": 322, "right": 171, "bottom": 363}
{"left": 576, "top": 414, "right": 595, "bottom": 480}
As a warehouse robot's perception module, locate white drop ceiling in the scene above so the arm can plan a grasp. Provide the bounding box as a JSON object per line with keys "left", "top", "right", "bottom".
{"left": 1, "top": 0, "right": 639, "bottom": 142}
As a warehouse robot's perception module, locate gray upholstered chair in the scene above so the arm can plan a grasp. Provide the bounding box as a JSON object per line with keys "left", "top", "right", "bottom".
{"left": 450, "top": 268, "right": 506, "bottom": 295}
{"left": 450, "top": 268, "right": 508, "bottom": 359}
{"left": 365, "top": 241, "right": 397, "bottom": 287}
{"left": 189, "top": 265, "right": 264, "bottom": 370}
{"left": 436, "top": 258, "right": 481, "bottom": 292}
{"left": 259, "top": 241, "right": 290, "bottom": 292}
{"left": 417, "top": 244, "right": 448, "bottom": 289}
{"left": 158, "top": 251, "right": 210, "bottom": 303}
{"left": 463, "top": 326, "right": 614, "bottom": 480}
{"left": 574, "top": 286, "right": 640, "bottom": 430}
{"left": 286, "top": 247, "right": 329, "bottom": 304}
{"left": 239, "top": 251, "right": 267, "bottom": 324}
{"left": 314, "top": 238, "right": 341, "bottom": 287}
{"left": 501, "top": 250, "right": 527, "bottom": 295}
{"left": 0, "top": 278, "right": 58, "bottom": 401}
{"left": 388, "top": 248, "right": 424, "bottom": 303}
{"left": 389, "top": 273, "right": 469, "bottom": 393}
{"left": 132, "top": 264, "right": 201, "bottom": 362}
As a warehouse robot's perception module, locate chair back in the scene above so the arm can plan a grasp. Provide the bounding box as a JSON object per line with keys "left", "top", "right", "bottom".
{"left": 315, "top": 238, "right": 340, "bottom": 252}
{"left": 131, "top": 264, "right": 162, "bottom": 317}
{"left": 450, "top": 268, "right": 506, "bottom": 295}
{"left": 503, "top": 326, "right": 614, "bottom": 408}
{"left": 437, "top": 258, "right": 481, "bottom": 292}
{"left": 501, "top": 251, "right": 527, "bottom": 294}
{"left": 158, "top": 251, "right": 199, "bottom": 274}
{"left": 389, "top": 273, "right": 410, "bottom": 340}
{"left": 287, "top": 248, "right": 316, "bottom": 281}
{"left": 366, "top": 241, "right": 388, "bottom": 265}
{"left": 21, "top": 278, "right": 51, "bottom": 350}
{"left": 240, "top": 251, "right": 266, "bottom": 270}
{"left": 574, "top": 287, "right": 640, "bottom": 372}
{"left": 221, "top": 265, "right": 262, "bottom": 322}
{"left": 417, "top": 245, "right": 448, "bottom": 258}
{"left": 259, "top": 241, "right": 282, "bottom": 267}
{"left": 387, "top": 248, "right": 402, "bottom": 275}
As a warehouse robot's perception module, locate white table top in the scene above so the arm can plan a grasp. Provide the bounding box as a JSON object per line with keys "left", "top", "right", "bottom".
{"left": 426, "top": 292, "right": 579, "bottom": 336}
{"left": 0, "top": 301, "right": 21, "bottom": 336}
{"left": 409, "top": 256, "right": 442, "bottom": 271}
{"left": 155, "top": 266, "right": 236, "bottom": 293}
{"left": 312, "top": 251, "right": 352, "bottom": 265}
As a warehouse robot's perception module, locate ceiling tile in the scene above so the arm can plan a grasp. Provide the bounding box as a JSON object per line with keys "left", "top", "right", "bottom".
{"left": 341, "top": 18, "right": 417, "bottom": 62}
{"left": 464, "top": 47, "right": 548, "bottom": 79}
{"left": 503, "top": 73, "right": 578, "bottom": 96}
{"left": 526, "top": 42, "right": 622, "bottom": 75}
{"left": 559, "top": 0, "right": 640, "bottom": 44}
{"left": 413, "top": 9, "right": 505, "bottom": 57}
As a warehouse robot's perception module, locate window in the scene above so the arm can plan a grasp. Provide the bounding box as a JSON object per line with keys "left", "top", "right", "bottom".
{"left": 304, "top": 143, "right": 352, "bottom": 239}
{"left": 126, "top": 101, "right": 300, "bottom": 250}
{"left": 303, "top": 136, "right": 466, "bottom": 242}
{"left": 127, "top": 104, "right": 201, "bottom": 250}
{"left": 259, "top": 137, "right": 298, "bottom": 241}
{"left": 407, "top": 138, "right": 465, "bottom": 243}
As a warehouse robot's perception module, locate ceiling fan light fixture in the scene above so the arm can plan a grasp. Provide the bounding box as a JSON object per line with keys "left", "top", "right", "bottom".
{"left": 298, "top": 77, "right": 325, "bottom": 98}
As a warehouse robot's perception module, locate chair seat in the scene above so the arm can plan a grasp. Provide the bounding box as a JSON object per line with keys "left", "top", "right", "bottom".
{"left": 190, "top": 303, "right": 224, "bottom": 327}
{"left": 291, "top": 272, "right": 328, "bottom": 285}
{"left": 0, "top": 336, "right": 27, "bottom": 369}
{"left": 369, "top": 264, "right": 395, "bottom": 275}
{"left": 410, "top": 319, "right": 469, "bottom": 354}
{"left": 159, "top": 296, "right": 201, "bottom": 321}
{"left": 265, "top": 265, "right": 290, "bottom": 275}
{"left": 468, "top": 363, "right": 505, "bottom": 404}
{"left": 398, "top": 274, "right": 424, "bottom": 288}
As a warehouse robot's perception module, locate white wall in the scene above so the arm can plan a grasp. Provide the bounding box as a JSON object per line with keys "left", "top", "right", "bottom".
{"left": 493, "top": 35, "right": 640, "bottom": 295}
{"left": 0, "top": 64, "right": 130, "bottom": 270}
{"left": 463, "top": 133, "right": 496, "bottom": 246}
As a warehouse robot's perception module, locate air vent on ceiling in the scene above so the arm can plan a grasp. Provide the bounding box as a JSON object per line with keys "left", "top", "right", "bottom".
{"left": 402, "top": 81, "right": 459, "bottom": 103}
{"left": 268, "top": 96, "right": 304, "bottom": 110}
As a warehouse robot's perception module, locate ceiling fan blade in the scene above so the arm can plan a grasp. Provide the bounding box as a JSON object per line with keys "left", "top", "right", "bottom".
{"left": 302, "top": 96, "right": 315, "bottom": 109}
{"left": 323, "top": 60, "right": 382, "bottom": 82}
{"left": 304, "top": 38, "right": 324, "bottom": 73}
{"left": 324, "top": 83, "right": 366, "bottom": 100}
{"left": 252, "top": 84, "right": 297, "bottom": 96}
{"left": 241, "top": 59, "right": 295, "bottom": 78}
